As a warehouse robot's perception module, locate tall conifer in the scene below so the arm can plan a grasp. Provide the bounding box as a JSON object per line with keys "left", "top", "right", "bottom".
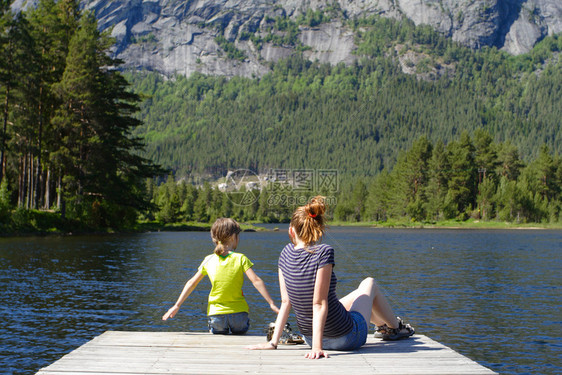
{"left": 53, "top": 11, "right": 159, "bottom": 226}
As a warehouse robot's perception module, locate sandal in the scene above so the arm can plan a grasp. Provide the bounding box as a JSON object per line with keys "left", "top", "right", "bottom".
{"left": 374, "top": 317, "right": 415, "bottom": 341}
{"left": 374, "top": 323, "right": 389, "bottom": 338}
{"left": 266, "top": 322, "right": 304, "bottom": 345}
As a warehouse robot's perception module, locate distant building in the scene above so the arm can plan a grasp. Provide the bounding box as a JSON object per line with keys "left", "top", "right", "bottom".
{"left": 246, "top": 182, "right": 258, "bottom": 190}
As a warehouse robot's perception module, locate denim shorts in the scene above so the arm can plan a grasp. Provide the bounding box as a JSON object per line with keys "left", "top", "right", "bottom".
{"left": 304, "top": 311, "right": 368, "bottom": 351}
{"left": 208, "top": 312, "right": 250, "bottom": 335}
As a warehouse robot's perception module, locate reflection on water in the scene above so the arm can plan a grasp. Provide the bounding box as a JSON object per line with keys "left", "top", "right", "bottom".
{"left": 0, "top": 228, "right": 561, "bottom": 374}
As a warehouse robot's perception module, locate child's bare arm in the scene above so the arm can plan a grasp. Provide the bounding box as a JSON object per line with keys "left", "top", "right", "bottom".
{"left": 162, "top": 271, "right": 205, "bottom": 320}
{"left": 245, "top": 268, "right": 280, "bottom": 313}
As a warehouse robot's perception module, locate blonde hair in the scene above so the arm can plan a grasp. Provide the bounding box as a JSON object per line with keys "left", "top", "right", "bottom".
{"left": 290, "top": 196, "right": 327, "bottom": 247}
{"left": 211, "top": 218, "right": 241, "bottom": 256}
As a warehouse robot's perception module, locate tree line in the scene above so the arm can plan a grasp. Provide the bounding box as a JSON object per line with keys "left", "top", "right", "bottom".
{"left": 0, "top": 0, "right": 158, "bottom": 231}
{"left": 336, "top": 131, "right": 561, "bottom": 223}
{"left": 145, "top": 130, "right": 561, "bottom": 225}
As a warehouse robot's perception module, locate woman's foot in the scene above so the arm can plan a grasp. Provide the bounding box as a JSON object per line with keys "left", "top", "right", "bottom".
{"left": 375, "top": 317, "right": 415, "bottom": 340}
{"left": 374, "top": 324, "right": 388, "bottom": 338}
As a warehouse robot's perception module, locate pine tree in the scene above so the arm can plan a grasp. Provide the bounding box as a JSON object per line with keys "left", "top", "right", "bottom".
{"left": 52, "top": 11, "right": 159, "bottom": 226}
{"left": 156, "top": 175, "right": 180, "bottom": 223}
{"left": 25, "top": 0, "right": 80, "bottom": 209}
{"left": 193, "top": 182, "right": 211, "bottom": 222}
{"left": 365, "top": 170, "right": 392, "bottom": 221}
{"left": 473, "top": 128, "right": 499, "bottom": 184}
{"left": 495, "top": 176, "right": 524, "bottom": 222}
{"left": 533, "top": 145, "right": 559, "bottom": 201}
{"left": 333, "top": 184, "right": 355, "bottom": 221}
{"left": 350, "top": 179, "right": 368, "bottom": 222}
{"left": 1, "top": 8, "right": 35, "bottom": 196}
{"left": 424, "top": 140, "right": 450, "bottom": 220}
{"left": 0, "top": 1, "right": 11, "bottom": 184}
{"left": 220, "top": 192, "right": 233, "bottom": 219}
{"left": 256, "top": 188, "right": 272, "bottom": 222}
{"left": 180, "top": 183, "right": 197, "bottom": 221}
{"left": 446, "top": 131, "right": 477, "bottom": 218}
{"left": 0, "top": 177, "right": 10, "bottom": 221}
{"left": 476, "top": 176, "right": 496, "bottom": 220}
{"left": 390, "top": 136, "right": 432, "bottom": 219}
{"left": 495, "top": 140, "right": 524, "bottom": 181}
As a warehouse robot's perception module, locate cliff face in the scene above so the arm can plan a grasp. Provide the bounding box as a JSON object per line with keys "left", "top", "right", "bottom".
{"left": 396, "top": 0, "right": 561, "bottom": 55}
{"left": 11, "top": 0, "right": 562, "bottom": 77}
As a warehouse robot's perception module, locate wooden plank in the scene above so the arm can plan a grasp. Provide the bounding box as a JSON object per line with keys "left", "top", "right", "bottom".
{"left": 36, "top": 331, "right": 496, "bottom": 375}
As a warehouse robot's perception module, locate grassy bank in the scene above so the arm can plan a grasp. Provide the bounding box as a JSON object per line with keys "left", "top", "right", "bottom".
{"left": 327, "top": 218, "right": 562, "bottom": 230}
{"left": 134, "top": 221, "right": 267, "bottom": 233}
{"left": 0, "top": 210, "right": 266, "bottom": 237}
{"left": 0, "top": 209, "right": 80, "bottom": 237}
{"left": 2, "top": 210, "right": 560, "bottom": 238}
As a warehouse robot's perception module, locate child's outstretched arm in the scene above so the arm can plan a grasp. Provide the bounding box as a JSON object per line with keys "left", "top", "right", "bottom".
{"left": 245, "top": 268, "right": 280, "bottom": 313}
{"left": 162, "top": 271, "right": 205, "bottom": 320}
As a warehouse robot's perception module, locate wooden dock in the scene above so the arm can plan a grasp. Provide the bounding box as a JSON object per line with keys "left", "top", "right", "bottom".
{"left": 36, "top": 331, "right": 496, "bottom": 374}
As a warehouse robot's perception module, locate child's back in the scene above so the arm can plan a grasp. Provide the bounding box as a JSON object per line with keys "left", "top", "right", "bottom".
{"left": 199, "top": 251, "right": 253, "bottom": 315}
{"left": 162, "top": 218, "right": 279, "bottom": 334}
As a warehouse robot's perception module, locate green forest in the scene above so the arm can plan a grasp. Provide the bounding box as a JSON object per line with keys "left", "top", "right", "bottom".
{"left": 128, "top": 16, "right": 562, "bottom": 177}
{"left": 0, "top": 0, "right": 159, "bottom": 233}
{"left": 144, "top": 130, "right": 562, "bottom": 225}
{"left": 1, "top": 1, "right": 561, "bottom": 233}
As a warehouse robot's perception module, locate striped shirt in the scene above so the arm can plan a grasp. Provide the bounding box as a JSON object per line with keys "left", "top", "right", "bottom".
{"left": 278, "top": 243, "right": 353, "bottom": 338}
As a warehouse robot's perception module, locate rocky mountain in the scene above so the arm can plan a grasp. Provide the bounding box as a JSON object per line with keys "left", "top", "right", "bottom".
{"left": 11, "top": 0, "right": 562, "bottom": 77}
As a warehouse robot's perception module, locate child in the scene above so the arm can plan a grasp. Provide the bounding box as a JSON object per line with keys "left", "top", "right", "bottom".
{"left": 248, "top": 196, "right": 414, "bottom": 357}
{"left": 163, "top": 218, "right": 279, "bottom": 334}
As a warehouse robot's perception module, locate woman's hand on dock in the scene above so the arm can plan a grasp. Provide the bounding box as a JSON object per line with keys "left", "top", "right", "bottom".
{"left": 304, "top": 349, "right": 328, "bottom": 359}
{"left": 270, "top": 303, "right": 280, "bottom": 314}
{"left": 162, "top": 305, "right": 179, "bottom": 320}
{"left": 246, "top": 342, "right": 277, "bottom": 350}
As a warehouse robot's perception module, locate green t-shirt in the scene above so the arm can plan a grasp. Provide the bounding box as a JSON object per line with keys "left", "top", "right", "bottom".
{"left": 198, "top": 252, "right": 254, "bottom": 316}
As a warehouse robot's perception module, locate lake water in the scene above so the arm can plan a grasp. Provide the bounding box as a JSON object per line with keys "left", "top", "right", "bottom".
{"left": 0, "top": 227, "right": 560, "bottom": 374}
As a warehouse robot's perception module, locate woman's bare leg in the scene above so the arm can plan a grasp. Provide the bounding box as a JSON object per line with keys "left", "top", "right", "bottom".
{"left": 339, "top": 277, "right": 399, "bottom": 328}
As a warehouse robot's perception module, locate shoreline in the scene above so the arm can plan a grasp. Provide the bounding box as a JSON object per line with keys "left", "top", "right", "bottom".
{"left": 2, "top": 219, "right": 561, "bottom": 239}
{"left": 0, "top": 221, "right": 267, "bottom": 238}
{"left": 325, "top": 219, "right": 562, "bottom": 230}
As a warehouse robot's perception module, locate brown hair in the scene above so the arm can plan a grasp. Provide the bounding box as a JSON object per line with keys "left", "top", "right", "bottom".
{"left": 211, "top": 218, "right": 241, "bottom": 256}
{"left": 290, "top": 196, "right": 327, "bottom": 247}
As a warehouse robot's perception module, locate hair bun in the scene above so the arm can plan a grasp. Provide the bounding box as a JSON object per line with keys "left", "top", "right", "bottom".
{"left": 291, "top": 196, "right": 326, "bottom": 246}
{"left": 305, "top": 196, "right": 326, "bottom": 218}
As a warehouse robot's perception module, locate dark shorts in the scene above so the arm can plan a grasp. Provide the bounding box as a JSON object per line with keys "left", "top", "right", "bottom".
{"left": 208, "top": 312, "right": 250, "bottom": 335}
{"left": 304, "top": 311, "right": 368, "bottom": 351}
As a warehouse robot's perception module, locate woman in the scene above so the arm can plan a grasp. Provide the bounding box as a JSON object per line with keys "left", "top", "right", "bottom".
{"left": 249, "top": 196, "right": 414, "bottom": 358}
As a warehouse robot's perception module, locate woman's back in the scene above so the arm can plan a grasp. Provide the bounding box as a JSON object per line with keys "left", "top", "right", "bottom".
{"left": 279, "top": 243, "right": 353, "bottom": 337}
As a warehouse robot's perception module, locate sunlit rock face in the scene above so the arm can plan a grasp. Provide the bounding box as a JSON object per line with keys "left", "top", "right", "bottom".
{"left": 11, "top": 0, "right": 562, "bottom": 77}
